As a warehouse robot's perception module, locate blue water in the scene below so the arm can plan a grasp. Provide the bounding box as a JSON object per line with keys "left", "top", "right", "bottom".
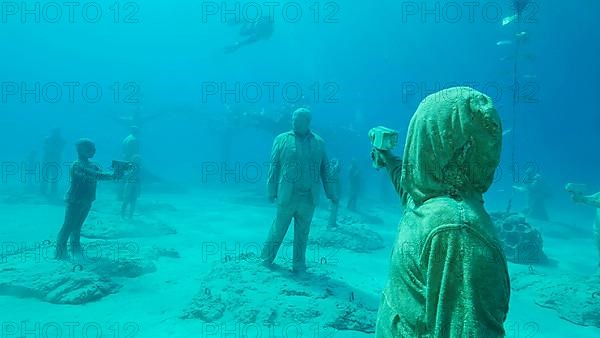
{"left": 1, "top": 0, "right": 599, "bottom": 188}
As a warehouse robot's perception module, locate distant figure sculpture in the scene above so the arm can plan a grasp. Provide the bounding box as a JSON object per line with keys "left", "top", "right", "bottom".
{"left": 25, "top": 150, "right": 38, "bottom": 193}
{"left": 40, "top": 128, "right": 66, "bottom": 198}
{"left": 122, "top": 125, "right": 140, "bottom": 161}
{"left": 56, "top": 139, "right": 120, "bottom": 260}
{"left": 328, "top": 159, "right": 341, "bottom": 228}
{"left": 224, "top": 16, "right": 274, "bottom": 53}
{"left": 261, "top": 108, "right": 338, "bottom": 273}
{"left": 347, "top": 158, "right": 361, "bottom": 211}
{"left": 514, "top": 173, "right": 551, "bottom": 220}
{"left": 566, "top": 183, "right": 600, "bottom": 269}
{"left": 121, "top": 155, "right": 142, "bottom": 219}
{"left": 118, "top": 126, "right": 140, "bottom": 200}
{"left": 374, "top": 87, "right": 510, "bottom": 337}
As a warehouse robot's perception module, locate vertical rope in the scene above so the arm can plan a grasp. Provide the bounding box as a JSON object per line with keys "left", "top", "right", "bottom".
{"left": 507, "top": 4, "right": 522, "bottom": 213}
{"left": 512, "top": 14, "right": 520, "bottom": 183}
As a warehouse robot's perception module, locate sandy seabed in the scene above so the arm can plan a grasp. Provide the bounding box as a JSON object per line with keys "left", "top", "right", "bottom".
{"left": 1, "top": 186, "right": 599, "bottom": 338}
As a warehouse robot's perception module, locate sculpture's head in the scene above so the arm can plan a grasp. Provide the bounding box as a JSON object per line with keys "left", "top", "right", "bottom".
{"left": 130, "top": 125, "right": 140, "bottom": 137}
{"left": 292, "top": 108, "right": 311, "bottom": 136}
{"left": 400, "top": 87, "right": 502, "bottom": 206}
{"left": 76, "top": 138, "right": 96, "bottom": 159}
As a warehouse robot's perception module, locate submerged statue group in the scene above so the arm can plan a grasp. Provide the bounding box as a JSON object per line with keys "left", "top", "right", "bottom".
{"left": 41, "top": 126, "right": 141, "bottom": 260}
{"left": 42, "top": 87, "right": 600, "bottom": 337}
{"left": 261, "top": 88, "right": 511, "bottom": 336}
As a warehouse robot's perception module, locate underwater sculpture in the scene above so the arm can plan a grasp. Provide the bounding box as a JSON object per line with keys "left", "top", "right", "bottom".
{"left": 566, "top": 183, "right": 600, "bottom": 268}
{"left": 55, "top": 139, "right": 125, "bottom": 260}
{"left": 261, "top": 108, "right": 338, "bottom": 273}
{"left": 374, "top": 87, "right": 510, "bottom": 337}
{"left": 513, "top": 173, "right": 551, "bottom": 220}
{"left": 121, "top": 154, "right": 142, "bottom": 219}
{"left": 118, "top": 125, "right": 140, "bottom": 200}
{"left": 347, "top": 158, "right": 361, "bottom": 211}
{"left": 25, "top": 150, "right": 38, "bottom": 193}
{"left": 122, "top": 125, "right": 140, "bottom": 162}
{"left": 328, "top": 158, "right": 341, "bottom": 228}
{"left": 40, "top": 128, "right": 66, "bottom": 198}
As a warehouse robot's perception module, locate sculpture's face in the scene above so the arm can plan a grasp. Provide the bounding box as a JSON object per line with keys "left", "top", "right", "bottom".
{"left": 77, "top": 142, "right": 96, "bottom": 159}
{"left": 85, "top": 145, "right": 96, "bottom": 158}
{"left": 292, "top": 110, "right": 311, "bottom": 135}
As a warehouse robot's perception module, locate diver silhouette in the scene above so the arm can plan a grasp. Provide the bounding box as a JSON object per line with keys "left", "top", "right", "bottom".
{"left": 225, "top": 16, "right": 274, "bottom": 54}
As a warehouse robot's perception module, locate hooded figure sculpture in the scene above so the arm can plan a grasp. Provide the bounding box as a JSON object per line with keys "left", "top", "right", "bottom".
{"left": 375, "top": 87, "right": 510, "bottom": 337}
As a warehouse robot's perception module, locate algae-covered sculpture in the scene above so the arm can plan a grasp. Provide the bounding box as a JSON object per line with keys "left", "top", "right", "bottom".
{"left": 118, "top": 125, "right": 140, "bottom": 200}
{"left": 122, "top": 125, "right": 140, "bottom": 161}
{"left": 121, "top": 154, "right": 142, "bottom": 219}
{"left": 55, "top": 139, "right": 121, "bottom": 260}
{"left": 347, "top": 158, "right": 361, "bottom": 211}
{"left": 328, "top": 158, "right": 341, "bottom": 228}
{"left": 375, "top": 87, "right": 510, "bottom": 337}
{"left": 261, "top": 108, "right": 338, "bottom": 273}
{"left": 40, "top": 128, "right": 66, "bottom": 198}
{"left": 566, "top": 183, "right": 600, "bottom": 268}
{"left": 513, "top": 173, "right": 551, "bottom": 220}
